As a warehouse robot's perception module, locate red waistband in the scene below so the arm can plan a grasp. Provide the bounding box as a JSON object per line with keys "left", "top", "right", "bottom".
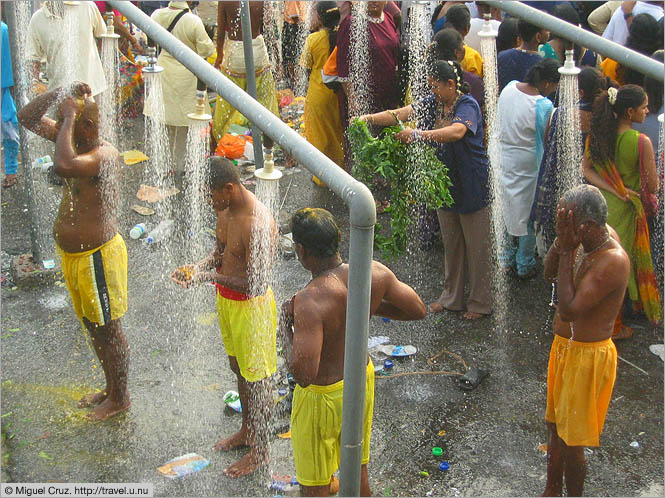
{"left": 216, "top": 283, "right": 251, "bottom": 301}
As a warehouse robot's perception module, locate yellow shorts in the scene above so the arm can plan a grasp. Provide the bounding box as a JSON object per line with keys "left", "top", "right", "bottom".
{"left": 56, "top": 233, "right": 128, "bottom": 326}
{"left": 216, "top": 286, "right": 277, "bottom": 382}
{"left": 212, "top": 68, "right": 279, "bottom": 142}
{"left": 291, "top": 361, "right": 375, "bottom": 487}
{"left": 545, "top": 334, "right": 617, "bottom": 447}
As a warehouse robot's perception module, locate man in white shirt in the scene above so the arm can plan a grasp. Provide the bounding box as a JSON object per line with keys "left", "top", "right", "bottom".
{"left": 26, "top": 1, "right": 107, "bottom": 97}
{"left": 602, "top": 0, "right": 663, "bottom": 45}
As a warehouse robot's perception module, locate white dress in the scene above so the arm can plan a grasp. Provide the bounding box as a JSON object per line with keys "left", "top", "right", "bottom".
{"left": 497, "top": 81, "right": 553, "bottom": 237}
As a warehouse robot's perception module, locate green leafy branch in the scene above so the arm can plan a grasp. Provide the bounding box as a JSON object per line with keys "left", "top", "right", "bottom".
{"left": 348, "top": 119, "right": 453, "bottom": 259}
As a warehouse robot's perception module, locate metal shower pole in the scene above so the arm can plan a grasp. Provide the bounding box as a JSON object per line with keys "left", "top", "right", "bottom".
{"left": 5, "top": 2, "right": 42, "bottom": 263}
{"left": 239, "top": 0, "right": 263, "bottom": 169}
{"left": 107, "top": 2, "right": 375, "bottom": 495}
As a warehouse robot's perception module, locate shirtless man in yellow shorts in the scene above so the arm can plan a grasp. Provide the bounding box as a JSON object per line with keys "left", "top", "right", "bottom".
{"left": 213, "top": 1, "right": 279, "bottom": 146}
{"left": 17, "top": 83, "right": 130, "bottom": 421}
{"left": 172, "top": 156, "right": 277, "bottom": 478}
{"left": 281, "top": 208, "right": 427, "bottom": 496}
{"left": 542, "top": 185, "right": 630, "bottom": 497}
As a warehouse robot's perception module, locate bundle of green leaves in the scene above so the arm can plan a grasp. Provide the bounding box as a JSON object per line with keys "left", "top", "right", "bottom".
{"left": 348, "top": 118, "right": 453, "bottom": 259}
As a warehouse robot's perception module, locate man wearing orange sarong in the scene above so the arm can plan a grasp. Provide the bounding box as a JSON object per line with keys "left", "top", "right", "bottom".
{"left": 542, "top": 185, "right": 630, "bottom": 497}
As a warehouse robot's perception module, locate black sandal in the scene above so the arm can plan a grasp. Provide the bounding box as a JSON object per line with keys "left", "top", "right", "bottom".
{"left": 457, "top": 367, "right": 489, "bottom": 391}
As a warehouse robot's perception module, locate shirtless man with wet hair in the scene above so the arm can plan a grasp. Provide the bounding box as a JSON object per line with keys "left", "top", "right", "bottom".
{"left": 17, "top": 83, "right": 130, "bottom": 421}
{"left": 172, "top": 156, "right": 278, "bottom": 478}
{"left": 542, "top": 184, "right": 630, "bottom": 497}
{"left": 281, "top": 208, "right": 427, "bottom": 497}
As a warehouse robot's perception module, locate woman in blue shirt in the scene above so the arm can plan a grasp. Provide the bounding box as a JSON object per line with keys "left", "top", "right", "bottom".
{"left": 360, "top": 60, "right": 491, "bottom": 319}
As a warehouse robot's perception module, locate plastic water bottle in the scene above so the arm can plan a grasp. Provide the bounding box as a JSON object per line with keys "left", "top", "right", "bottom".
{"left": 32, "top": 155, "right": 53, "bottom": 173}
{"left": 129, "top": 223, "right": 147, "bottom": 240}
{"left": 145, "top": 219, "right": 174, "bottom": 245}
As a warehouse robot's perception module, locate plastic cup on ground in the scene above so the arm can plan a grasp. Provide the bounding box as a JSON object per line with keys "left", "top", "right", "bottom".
{"left": 432, "top": 447, "right": 443, "bottom": 457}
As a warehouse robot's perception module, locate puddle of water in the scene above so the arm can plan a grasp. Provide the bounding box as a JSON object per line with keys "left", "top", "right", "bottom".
{"left": 39, "top": 293, "right": 69, "bottom": 310}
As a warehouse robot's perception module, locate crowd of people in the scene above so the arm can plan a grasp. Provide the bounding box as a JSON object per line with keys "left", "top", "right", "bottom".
{"left": 4, "top": 0, "right": 665, "bottom": 496}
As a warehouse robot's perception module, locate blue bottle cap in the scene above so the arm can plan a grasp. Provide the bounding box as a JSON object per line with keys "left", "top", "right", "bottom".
{"left": 383, "top": 359, "right": 394, "bottom": 370}
{"left": 439, "top": 461, "right": 450, "bottom": 471}
{"left": 382, "top": 317, "right": 391, "bottom": 323}
{"left": 278, "top": 388, "right": 287, "bottom": 396}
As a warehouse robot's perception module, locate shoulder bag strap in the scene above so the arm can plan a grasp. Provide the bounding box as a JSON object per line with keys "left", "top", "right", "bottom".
{"left": 151, "top": 9, "right": 189, "bottom": 54}
{"left": 166, "top": 8, "right": 189, "bottom": 33}
{"left": 148, "top": 8, "right": 188, "bottom": 50}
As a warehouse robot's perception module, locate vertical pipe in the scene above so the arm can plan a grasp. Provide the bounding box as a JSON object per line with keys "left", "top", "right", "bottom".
{"left": 106, "top": 5, "right": 377, "bottom": 495}
{"left": 339, "top": 219, "right": 375, "bottom": 497}
{"left": 5, "top": 2, "right": 42, "bottom": 262}
{"left": 239, "top": 0, "right": 264, "bottom": 169}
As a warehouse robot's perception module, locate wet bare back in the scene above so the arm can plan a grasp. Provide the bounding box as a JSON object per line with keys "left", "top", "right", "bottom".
{"left": 216, "top": 191, "right": 277, "bottom": 295}
{"left": 218, "top": 1, "right": 265, "bottom": 40}
{"left": 553, "top": 231, "right": 630, "bottom": 342}
{"left": 294, "top": 262, "right": 409, "bottom": 386}
{"left": 55, "top": 143, "right": 121, "bottom": 253}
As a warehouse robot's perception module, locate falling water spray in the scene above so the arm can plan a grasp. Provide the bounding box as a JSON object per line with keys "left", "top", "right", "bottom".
{"left": 555, "top": 49, "right": 582, "bottom": 199}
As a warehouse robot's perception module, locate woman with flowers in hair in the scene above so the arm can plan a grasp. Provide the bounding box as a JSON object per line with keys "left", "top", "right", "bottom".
{"left": 583, "top": 84, "right": 662, "bottom": 334}
{"left": 359, "top": 59, "right": 492, "bottom": 320}
{"left": 497, "top": 58, "right": 560, "bottom": 280}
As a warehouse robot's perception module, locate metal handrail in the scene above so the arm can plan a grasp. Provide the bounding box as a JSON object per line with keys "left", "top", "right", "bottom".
{"left": 486, "top": 1, "right": 663, "bottom": 82}
{"left": 107, "top": 2, "right": 375, "bottom": 496}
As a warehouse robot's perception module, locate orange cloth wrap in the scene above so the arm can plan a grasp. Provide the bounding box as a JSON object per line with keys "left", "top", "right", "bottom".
{"left": 545, "top": 334, "right": 617, "bottom": 447}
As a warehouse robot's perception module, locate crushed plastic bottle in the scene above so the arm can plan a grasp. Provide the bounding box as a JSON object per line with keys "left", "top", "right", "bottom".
{"left": 270, "top": 476, "right": 299, "bottom": 496}
{"left": 32, "top": 155, "right": 53, "bottom": 173}
{"left": 145, "top": 219, "right": 174, "bottom": 245}
{"left": 223, "top": 390, "right": 242, "bottom": 413}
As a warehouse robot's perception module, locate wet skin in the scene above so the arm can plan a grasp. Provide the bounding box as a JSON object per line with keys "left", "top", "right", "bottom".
{"left": 172, "top": 181, "right": 277, "bottom": 478}
{"left": 17, "top": 84, "right": 130, "bottom": 422}
{"left": 282, "top": 224, "right": 426, "bottom": 495}
{"left": 541, "top": 202, "right": 630, "bottom": 496}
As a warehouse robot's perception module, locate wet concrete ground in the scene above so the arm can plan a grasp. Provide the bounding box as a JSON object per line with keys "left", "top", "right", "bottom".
{"left": 2, "top": 107, "right": 663, "bottom": 497}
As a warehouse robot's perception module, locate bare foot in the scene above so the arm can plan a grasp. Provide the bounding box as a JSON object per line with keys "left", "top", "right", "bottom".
{"left": 428, "top": 302, "right": 444, "bottom": 313}
{"left": 223, "top": 447, "right": 267, "bottom": 478}
{"left": 463, "top": 311, "right": 485, "bottom": 320}
{"left": 85, "top": 398, "right": 130, "bottom": 421}
{"left": 329, "top": 476, "right": 339, "bottom": 495}
{"left": 78, "top": 390, "right": 107, "bottom": 408}
{"left": 212, "top": 429, "right": 252, "bottom": 452}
